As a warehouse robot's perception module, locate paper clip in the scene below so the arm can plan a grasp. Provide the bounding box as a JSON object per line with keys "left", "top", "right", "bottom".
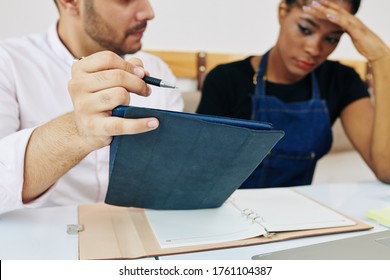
{"left": 66, "top": 224, "right": 84, "bottom": 235}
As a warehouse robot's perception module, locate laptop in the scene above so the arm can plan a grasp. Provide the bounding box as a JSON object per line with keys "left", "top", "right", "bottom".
{"left": 252, "top": 230, "right": 390, "bottom": 260}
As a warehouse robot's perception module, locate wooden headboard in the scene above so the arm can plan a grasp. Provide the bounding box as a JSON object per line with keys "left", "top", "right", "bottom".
{"left": 145, "top": 50, "right": 372, "bottom": 90}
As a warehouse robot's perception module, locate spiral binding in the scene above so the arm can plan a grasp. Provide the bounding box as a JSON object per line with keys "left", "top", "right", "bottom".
{"left": 227, "top": 198, "right": 274, "bottom": 237}
{"left": 241, "top": 208, "right": 274, "bottom": 238}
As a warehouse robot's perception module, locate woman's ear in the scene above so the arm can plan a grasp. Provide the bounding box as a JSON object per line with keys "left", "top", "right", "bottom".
{"left": 278, "top": 1, "right": 289, "bottom": 24}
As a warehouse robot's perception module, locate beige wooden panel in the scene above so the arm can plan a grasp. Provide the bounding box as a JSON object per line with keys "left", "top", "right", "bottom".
{"left": 146, "top": 50, "right": 198, "bottom": 78}
{"left": 205, "top": 52, "right": 248, "bottom": 72}
{"left": 146, "top": 50, "right": 248, "bottom": 79}
{"left": 146, "top": 50, "right": 369, "bottom": 83}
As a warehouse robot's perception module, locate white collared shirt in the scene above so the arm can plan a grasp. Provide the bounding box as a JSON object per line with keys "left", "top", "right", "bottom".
{"left": 0, "top": 23, "right": 183, "bottom": 214}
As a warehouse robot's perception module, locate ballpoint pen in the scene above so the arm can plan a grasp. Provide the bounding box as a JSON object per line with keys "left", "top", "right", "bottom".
{"left": 143, "top": 76, "right": 177, "bottom": 89}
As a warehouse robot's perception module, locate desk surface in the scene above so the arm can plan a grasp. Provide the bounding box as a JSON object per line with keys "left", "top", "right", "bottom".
{"left": 1, "top": 181, "right": 389, "bottom": 260}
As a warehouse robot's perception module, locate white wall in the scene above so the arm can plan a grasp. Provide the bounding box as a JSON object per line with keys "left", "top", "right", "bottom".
{"left": 0, "top": 0, "right": 58, "bottom": 37}
{"left": 0, "top": 0, "right": 389, "bottom": 60}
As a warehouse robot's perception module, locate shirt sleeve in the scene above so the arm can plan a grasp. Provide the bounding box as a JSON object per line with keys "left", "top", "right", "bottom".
{"left": 338, "top": 65, "right": 370, "bottom": 111}
{"left": 319, "top": 61, "right": 371, "bottom": 123}
{"left": 0, "top": 46, "right": 19, "bottom": 139}
{"left": 0, "top": 47, "right": 50, "bottom": 214}
{"left": 0, "top": 128, "right": 53, "bottom": 214}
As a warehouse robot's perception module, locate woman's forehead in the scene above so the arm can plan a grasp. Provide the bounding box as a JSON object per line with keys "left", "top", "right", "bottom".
{"left": 324, "top": 0, "right": 351, "bottom": 10}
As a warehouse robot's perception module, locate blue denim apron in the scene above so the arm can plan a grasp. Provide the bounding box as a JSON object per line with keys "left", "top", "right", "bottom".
{"left": 241, "top": 51, "right": 332, "bottom": 188}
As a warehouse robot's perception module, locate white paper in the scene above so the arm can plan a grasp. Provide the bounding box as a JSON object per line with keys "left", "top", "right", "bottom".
{"left": 145, "top": 188, "right": 356, "bottom": 248}
{"left": 232, "top": 188, "right": 356, "bottom": 232}
{"left": 145, "top": 202, "right": 266, "bottom": 248}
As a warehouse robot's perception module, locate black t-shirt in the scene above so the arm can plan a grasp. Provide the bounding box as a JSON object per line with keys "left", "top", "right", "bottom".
{"left": 197, "top": 56, "right": 369, "bottom": 125}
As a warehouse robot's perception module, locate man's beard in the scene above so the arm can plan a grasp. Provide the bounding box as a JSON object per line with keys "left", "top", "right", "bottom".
{"left": 83, "top": 1, "right": 145, "bottom": 56}
{"left": 86, "top": 22, "right": 147, "bottom": 56}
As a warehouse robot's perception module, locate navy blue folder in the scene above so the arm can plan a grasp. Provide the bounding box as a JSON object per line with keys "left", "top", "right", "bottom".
{"left": 105, "top": 106, "right": 284, "bottom": 210}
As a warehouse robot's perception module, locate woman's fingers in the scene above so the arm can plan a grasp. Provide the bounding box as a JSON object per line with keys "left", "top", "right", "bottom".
{"left": 302, "top": 0, "right": 389, "bottom": 62}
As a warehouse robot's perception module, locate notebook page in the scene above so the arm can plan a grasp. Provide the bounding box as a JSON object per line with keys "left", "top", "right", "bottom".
{"left": 145, "top": 201, "right": 267, "bottom": 248}
{"left": 232, "top": 188, "right": 356, "bottom": 232}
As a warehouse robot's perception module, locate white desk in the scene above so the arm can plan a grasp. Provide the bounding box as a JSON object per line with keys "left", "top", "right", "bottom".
{"left": 0, "top": 181, "right": 389, "bottom": 260}
{"left": 0, "top": 205, "right": 78, "bottom": 260}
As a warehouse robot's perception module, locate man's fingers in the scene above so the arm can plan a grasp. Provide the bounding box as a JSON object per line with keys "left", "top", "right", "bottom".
{"left": 126, "top": 57, "right": 144, "bottom": 69}
{"left": 102, "top": 116, "right": 159, "bottom": 136}
{"left": 73, "top": 87, "right": 131, "bottom": 114}
{"left": 72, "top": 51, "right": 146, "bottom": 77}
{"left": 69, "top": 68, "right": 151, "bottom": 97}
{"left": 125, "top": 57, "right": 149, "bottom": 78}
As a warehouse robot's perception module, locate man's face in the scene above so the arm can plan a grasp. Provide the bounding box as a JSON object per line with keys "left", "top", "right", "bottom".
{"left": 82, "top": 0, "right": 155, "bottom": 56}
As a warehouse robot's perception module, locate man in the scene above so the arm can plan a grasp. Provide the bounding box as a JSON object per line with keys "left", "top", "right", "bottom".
{"left": 0, "top": 0, "right": 183, "bottom": 214}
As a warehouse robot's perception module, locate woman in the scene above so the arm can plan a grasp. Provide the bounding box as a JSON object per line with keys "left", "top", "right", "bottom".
{"left": 197, "top": 0, "right": 390, "bottom": 188}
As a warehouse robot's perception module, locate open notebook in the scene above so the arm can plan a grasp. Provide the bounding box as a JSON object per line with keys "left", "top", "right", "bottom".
{"left": 78, "top": 188, "right": 371, "bottom": 259}
{"left": 145, "top": 188, "right": 356, "bottom": 248}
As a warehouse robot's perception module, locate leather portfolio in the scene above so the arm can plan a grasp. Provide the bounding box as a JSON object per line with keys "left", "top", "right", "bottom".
{"left": 105, "top": 106, "right": 284, "bottom": 210}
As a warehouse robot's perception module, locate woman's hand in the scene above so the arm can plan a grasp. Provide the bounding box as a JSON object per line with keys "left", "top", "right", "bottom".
{"left": 304, "top": 0, "right": 390, "bottom": 62}
{"left": 68, "top": 51, "right": 159, "bottom": 152}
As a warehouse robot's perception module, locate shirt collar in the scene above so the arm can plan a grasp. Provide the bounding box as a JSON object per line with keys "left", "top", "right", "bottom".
{"left": 47, "top": 22, "right": 75, "bottom": 67}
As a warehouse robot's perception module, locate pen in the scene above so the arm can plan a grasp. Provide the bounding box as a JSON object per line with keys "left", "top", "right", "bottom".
{"left": 143, "top": 76, "right": 177, "bottom": 89}
{"left": 73, "top": 57, "right": 177, "bottom": 89}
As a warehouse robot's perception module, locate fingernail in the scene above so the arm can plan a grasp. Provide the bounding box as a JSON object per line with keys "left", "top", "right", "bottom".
{"left": 146, "top": 85, "right": 152, "bottom": 96}
{"left": 303, "top": 5, "right": 312, "bottom": 12}
{"left": 327, "top": 14, "right": 337, "bottom": 20}
{"left": 73, "top": 56, "right": 85, "bottom": 63}
{"left": 147, "top": 119, "right": 158, "bottom": 128}
{"left": 312, "top": 1, "right": 321, "bottom": 7}
{"left": 134, "top": 66, "right": 145, "bottom": 78}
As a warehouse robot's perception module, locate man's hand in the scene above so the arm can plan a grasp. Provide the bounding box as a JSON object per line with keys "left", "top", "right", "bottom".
{"left": 68, "top": 51, "right": 159, "bottom": 152}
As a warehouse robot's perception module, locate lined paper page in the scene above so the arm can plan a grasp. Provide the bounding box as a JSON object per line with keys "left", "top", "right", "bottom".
{"left": 232, "top": 188, "right": 356, "bottom": 232}
{"left": 145, "top": 188, "right": 355, "bottom": 248}
{"left": 145, "top": 202, "right": 266, "bottom": 248}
